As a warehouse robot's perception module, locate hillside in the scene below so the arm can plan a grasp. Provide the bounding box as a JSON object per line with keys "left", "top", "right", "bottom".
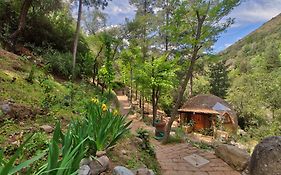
{"left": 0, "top": 49, "right": 104, "bottom": 146}
{"left": 220, "top": 13, "right": 281, "bottom": 67}
{"left": 215, "top": 13, "right": 281, "bottom": 150}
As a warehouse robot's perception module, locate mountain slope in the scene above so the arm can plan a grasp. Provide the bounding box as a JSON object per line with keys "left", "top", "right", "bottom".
{"left": 220, "top": 13, "right": 281, "bottom": 67}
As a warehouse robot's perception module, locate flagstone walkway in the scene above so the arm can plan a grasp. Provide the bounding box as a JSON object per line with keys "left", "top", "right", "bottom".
{"left": 117, "top": 95, "right": 240, "bottom": 175}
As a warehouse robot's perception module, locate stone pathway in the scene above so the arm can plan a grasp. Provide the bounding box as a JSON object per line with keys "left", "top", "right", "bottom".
{"left": 117, "top": 95, "right": 240, "bottom": 175}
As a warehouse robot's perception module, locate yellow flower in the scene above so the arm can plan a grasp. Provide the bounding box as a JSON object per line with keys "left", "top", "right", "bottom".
{"left": 91, "top": 97, "right": 99, "bottom": 104}
{"left": 101, "top": 104, "right": 107, "bottom": 112}
{"left": 113, "top": 109, "right": 119, "bottom": 116}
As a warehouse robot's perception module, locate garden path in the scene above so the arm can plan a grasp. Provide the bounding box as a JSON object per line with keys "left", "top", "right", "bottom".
{"left": 117, "top": 95, "right": 241, "bottom": 175}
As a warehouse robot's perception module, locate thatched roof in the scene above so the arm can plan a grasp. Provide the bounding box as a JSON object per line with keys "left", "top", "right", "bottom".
{"left": 178, "top": 94, "right": 238, "bottom": 126}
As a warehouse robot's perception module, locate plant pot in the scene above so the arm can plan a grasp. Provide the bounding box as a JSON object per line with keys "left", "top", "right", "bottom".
{"left": 155, "top": 120, "right": 166, "bottom": 132}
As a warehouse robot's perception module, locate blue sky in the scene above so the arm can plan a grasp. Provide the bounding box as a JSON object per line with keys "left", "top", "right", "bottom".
{"left": 102, "top": 0, "right": 281, "bottom": 53}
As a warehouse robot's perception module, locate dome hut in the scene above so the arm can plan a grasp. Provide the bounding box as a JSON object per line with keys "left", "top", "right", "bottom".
{"left": 178, "top": 94, "right": 238, "bottom": 135}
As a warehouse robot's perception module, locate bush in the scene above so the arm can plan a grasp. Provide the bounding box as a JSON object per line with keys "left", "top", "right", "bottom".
{"left": 136, "top": 128, "right": 155, "bottom": 156}
{"left": 43, "top": 50, "right": 74, "bottom": 78}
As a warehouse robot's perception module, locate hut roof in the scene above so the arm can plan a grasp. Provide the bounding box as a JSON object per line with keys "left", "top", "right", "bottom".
{"left": 178, "top": 94, "right": 238, "bottom": 125}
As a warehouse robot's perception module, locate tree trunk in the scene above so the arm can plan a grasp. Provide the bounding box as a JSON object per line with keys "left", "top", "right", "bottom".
{"left": 129, "top": 65, "right": 133, "bottom": 104}
{"left": 141, "top": 93, "right": 145, "bottom": 120}
{"left": 93, "top": 62, "right": 98, "bottom": 85}
{"left": 9, "top": 0, "right": 33, "bottom": 50}
{"left": 165, "top": 0, "right": 169, "bottom": 52}
{"left": 135, "top": 84, "right": 138, "bottom": 101}
{"left": 72, "top": 0, "right": 83, "bottom": 81}
{"left": 139, "top": 93, "right": 142, "bottom": 109}
{"left": 189, "top": 72, "right": 193, "bottom": 97}
{"left": 152, "top": 87, "right": 156, "bottom": 126}
{"left": 93, "top": 46, "right": 103, "bottom": 85}
{"left": 163, "top": 59, "right": 196, "bottom": 142}
{"left": 152, "top": 86, "right": 160, "bottom": 126}
{"left": 162, "top": 8, "right": 208, "bottom": 143}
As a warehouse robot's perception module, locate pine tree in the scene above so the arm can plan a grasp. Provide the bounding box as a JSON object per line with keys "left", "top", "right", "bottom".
{"left": 209, "top": 61, "right": 230, "bottom": 99}
{"left": 264, "top": 43, "right": 281, "bottom": 71}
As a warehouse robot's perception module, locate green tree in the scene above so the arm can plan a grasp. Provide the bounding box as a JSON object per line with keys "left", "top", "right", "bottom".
{"left": 72, "top": 0, "right": 111, "bottom": 80}
{"left": 150, "top": 54, "right": 178, "bottom": 125}
{"left": 209, "top": 61, "right": 230, "bottom": 98}
{"left": 264, "top": 43, "right": 281, "bottom": 71}
{"left": 120, "top": 46, "right": 142, "bottom": 103}
{"left": 163, "top": 0, "right": 240, "bottom": 142}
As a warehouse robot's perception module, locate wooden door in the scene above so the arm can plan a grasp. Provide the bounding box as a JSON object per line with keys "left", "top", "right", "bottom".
{"left": 192, "top": 114, "right": 204, "bottom": 130}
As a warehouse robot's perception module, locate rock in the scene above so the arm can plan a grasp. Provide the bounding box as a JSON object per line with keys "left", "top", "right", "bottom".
{"left": 134, "top": 137, "right": 143, "bottom": 145}
{"left": 89, "top": 156, "right": 109, "bottom": 175}
{"left": 121, "top": 149, "right": 127, "bottom": 155}
{"left": 40, "top": 125, "right": 54, "bottom": 133}
{"left": 80, "top": 158, "right": 92, "bottom": 166}
{"left": 96, "top": 151, "right": 106, "bottom": 157}
{"left": 215, "top": 144, "right": 250, "bottom": 171}
{"left": 135, "top": 168, "right": 155, "bottom": 175}
{"left": 79, "top": 165, "right": 90, "bottom": 175}
{"left": 113, "top": 166, "right": 134, "bottom": 175}
{"left": 1, "top": 103, "right": 11, "bottom": 114}
{"left": 249, "top": 136, "right": 281, "bottom": 175}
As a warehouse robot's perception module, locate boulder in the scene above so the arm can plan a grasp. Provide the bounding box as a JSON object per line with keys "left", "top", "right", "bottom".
{"left": 249, "top": 136, "right": 281, "bottom": 175}
{"left": 215, "top": 144, "right": 250, "bottom": 171}
{"left": 135, "top": 168, "right": 155, "bottom": 175}
{"left": 113, "top": 166, "right": 134, "bottom": 175}
{"left": 80, "top": 158, "right": 91, "bottom": 167}
{"left": 89, "top": 155, "right": 109, "bottom": 175}
{"left": 78, "top": 165, "right": 90, "bottom": 175}
{"left": 40, "top": 125, "right": 54, "bottom": 133}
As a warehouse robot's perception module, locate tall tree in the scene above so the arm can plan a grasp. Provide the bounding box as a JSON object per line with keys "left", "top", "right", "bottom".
{"left": 72, "top": 0, "right": 83, "bottom": 81}
{"left": 9, "top": 0, "right": 33, "bottom": 47}
{"left": 209, "top": 61, "right": 230, "bottom": 98}
{"left": 150, "top": 54, "right": 178, "bottom": 125}
{"left": 72, "top": 0, "right": 111, "bottom": 80}
{"left": 264, "top": 43, "right": 281, "bottom": 71}
{"left": 163, "top": 0, "right": 240, "bottom": 142}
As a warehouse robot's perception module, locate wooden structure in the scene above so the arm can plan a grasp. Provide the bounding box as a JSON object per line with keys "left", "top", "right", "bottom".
{"left": 178, "top": 94, "right": 238, "bottom": 134}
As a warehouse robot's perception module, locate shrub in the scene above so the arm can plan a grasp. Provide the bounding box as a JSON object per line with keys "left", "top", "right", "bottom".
{"left": 43, "top": 50, "right": 74, "bottom": 78}
{"left": 136, "top": 128, "right": 155, "bottom": 156}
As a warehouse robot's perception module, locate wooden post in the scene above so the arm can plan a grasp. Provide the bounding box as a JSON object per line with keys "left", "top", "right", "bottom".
{"left": 212, "top": 114, "right": 217, "bottom": 138}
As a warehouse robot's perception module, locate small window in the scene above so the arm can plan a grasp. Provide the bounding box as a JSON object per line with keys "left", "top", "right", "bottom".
{"left": 222, "top": 113, "right": 232, "bottom": 124}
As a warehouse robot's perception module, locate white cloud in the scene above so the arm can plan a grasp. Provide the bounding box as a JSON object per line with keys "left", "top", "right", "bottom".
{"left": 102, "top": 0, "right": 136, "bottom": 25}
{"left": 229, "top": 0, "right": 281, "bottom": 27}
